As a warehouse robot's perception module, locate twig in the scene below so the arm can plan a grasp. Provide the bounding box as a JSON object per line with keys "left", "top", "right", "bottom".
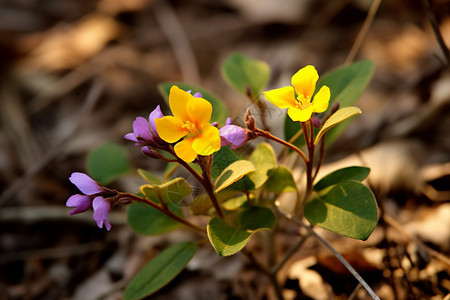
{"left": 270, "top": 231, "right": 312, "bottom": 274}
{"left": 0, "top": 79, "right": 104, "bottom": 206}
{"left": 289, "top": 216, "right": 380, "bottom": 300}
{"left": 419, "top": 0, "right": 450, "bottom": 65}
{"left": 154, "top": 0, "right": 201, "bottom": 84}
{"left": 345, "top": 0, "right": 382, "bottom": 64}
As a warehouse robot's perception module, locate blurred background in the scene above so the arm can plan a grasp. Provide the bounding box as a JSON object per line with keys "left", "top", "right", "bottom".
{"left": 0, "top": 0, "right": 449, "bottom": 299}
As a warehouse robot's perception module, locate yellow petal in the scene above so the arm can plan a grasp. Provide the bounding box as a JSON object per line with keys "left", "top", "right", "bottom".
{"left": 169, "top": 85, "right": 191, "bottom": 121}
{"left": 312, "top": 85, "right": 330, "bottom": 113}
{"left": 263, "top": 86, "right": 296, "bottom": 109}
{"left": 174, "top": 138, "right": 197, "bottom": 163}
{"left": 187, "top": 96, "right": 212, "bottom": 128}
{"left": 155, "top": 116, "right": 187, "bottom": 143}
{"left": 291, "top": 65, "right": 318, "bottom": 99}
{"left": 192, "top": 125, "right": 220, "bottom": 156}
{"left": 287, "top": 106, "right": 314, "bottom": 122}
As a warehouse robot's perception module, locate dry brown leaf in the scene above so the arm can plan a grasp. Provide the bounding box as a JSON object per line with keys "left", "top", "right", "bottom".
{"left": 19, "top": 14, "right": 121, "bottom": 72}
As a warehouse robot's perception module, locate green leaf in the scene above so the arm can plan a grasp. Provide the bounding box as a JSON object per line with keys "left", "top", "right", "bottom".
{"left": 141, "top": 177, "right": 192, "bottom": 205}
{"left": 207, "top": 217, "right": 252, "bottom": 256}
{"left": 137, "top": 169, "right": 162, "bottom": 185}
{"left": 247, "top": 143, "right": 277, "bottom": 189}
{"left": 314, "top": 166, "right": 370, "bottom": 191}
{"left": 214, "top": 160, "right": 256, "bottom": 193}
{"left": 124, "top": 242, "right": 197, "bottom": 300}
{"left": 284, "top": 60, "right": 373, "bottom": 148}
{"left": 158, "top": 82, "right": 229, "bottom": 125}
{"left": 221, "top": 52, "right": 270, "bottom": 98}
{"left": 239, "top": 206, "right": 276, "bottom": 232}
{"left": 211, "top": 146, "right": 241, "bottom": 180}
{"left": 264, "top": 166, "right": 297, "bottom": 193}
{"left": 304, "top": 181, "right": 378, "bottom": 240}
{"left": 86, "top": 142, "right": 130, "bottom": 185}
{"left": 127, "top": 202, "right": 183, "bottom": 235}
{"left": 314, "top": 107, "right": 361, "bottom": 145}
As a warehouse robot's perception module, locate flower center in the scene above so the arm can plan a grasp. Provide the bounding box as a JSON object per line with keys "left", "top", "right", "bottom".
{"left": 182, "top": 121, "right": 200, "bottom": 135}
{"left": 295, "top": 94, "right": 311, "bottom": 110}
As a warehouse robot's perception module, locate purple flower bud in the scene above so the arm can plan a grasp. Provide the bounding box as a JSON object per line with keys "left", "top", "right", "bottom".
{"left": 66, "top": 194, "right": 92, "bottom": 215}
{"left": 211, "top": 122, "right": 219, "bottom": 127}
{"left": 313, "top": 117, "right": 322, "bottom": 128}
{"left": 331, "top": 101, "right": 340, "bottom": 114}
{"left": 219, "top": 118, "right": 248, "bottom": 149}
{"left": 124, "top": 117, "right": 153, "bottom": 146}
{"left": 149, "top": 105, "right": 163, "bottom": 137}
{"left": 69, "top": 172, "right": 103, "bottom": 195}
{"left": 93, "top": 196, "right": 111, "bottom": 231}
{"left": 142, "top": 146, "right": 164, "bottom": 159}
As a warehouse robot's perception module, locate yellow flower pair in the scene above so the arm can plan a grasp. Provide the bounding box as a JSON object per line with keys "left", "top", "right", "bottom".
{"left": 264, "top": 65, "right": 330, "bottom": 122}
{"left": 155, "top": 86, "right": 220, "bottom": 163}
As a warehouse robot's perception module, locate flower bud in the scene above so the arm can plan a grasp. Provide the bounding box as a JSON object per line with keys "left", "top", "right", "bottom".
{"left": 313, "top": 117, "right": 322, "bottom": 128}
{"left": 331, "top": 101, "right": 340, "bottom": 114}
{"left": 142, "top": 147, "right": 165, "bottom": 159}
{"left": 244, "top": 108, "right": 256, "bottom": 131}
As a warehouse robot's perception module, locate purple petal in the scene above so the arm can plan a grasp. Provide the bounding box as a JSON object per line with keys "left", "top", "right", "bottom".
{"left": 66, "top": 194, "right": 92, "bottom": 215}
{"left": 124, "top": 132, "right": 138, "bottom": 142}
{"left": 225, "top": 117, "right": 232, "bottom": 126}
{"left": 133, "top": 117, "right": 153, "bottom": 142}
{"left": 219, "top": 125, "right": 248, "bottom": 149}
{"left": 69, "top": 172, "right": 103, "bottom": 195}
{"left": 149, "top": 105, "right": 164, "bottom": 136}
{"left": 193, "top": 92, "right": 203, "bottom": 98}
{"left": 93, "top": 196, "right": 111, "bottom": 231}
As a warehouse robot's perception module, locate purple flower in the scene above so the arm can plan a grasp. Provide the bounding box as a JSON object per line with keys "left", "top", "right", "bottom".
{"left": 219, "top": 118, "right": 248, "bottom": 149}
{"left": 93, "top": 196, "right": 111, "bottom": 231}
{"left": 125, "top": 105, "right": 164, "bottom": 145}
{"left": 66, "top": 194, "right": 92, "bottom": 215}
{"left": 66, "top": 172, "right": 113, "bottom": 230}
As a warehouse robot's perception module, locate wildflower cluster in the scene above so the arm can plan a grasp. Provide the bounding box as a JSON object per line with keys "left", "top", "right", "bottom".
{"left": 65, "top": 56, "right": 378, "bottom": 300}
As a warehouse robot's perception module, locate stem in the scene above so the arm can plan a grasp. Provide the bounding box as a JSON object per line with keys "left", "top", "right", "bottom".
{"left": 270, "top": 230, "right": 312, "bottom": 274}
{"left": 302, "top": 120, "right": 315, "bottom": 207}
{"left": 171, "top": 149, "right": 225, "bottom": 219}
{"left": 121, "top": 192, "right": 206, "bottom": 233}
{"left": 256, "top": 129, "right": 308, "bottom": 164}
{"left": 292, "top": 217, "right": 380, "bottom": 300}
{"left": 241, "top": 249, "right": 283, "bottom": 300}
{"left": 420, "top": 0, "right": 450, "bottom": 65}
{"left": 312, "top": 133, "right": 326, "bottom": 181}
{"left": 198, "top": 156, "right": 225, "bottom": 219}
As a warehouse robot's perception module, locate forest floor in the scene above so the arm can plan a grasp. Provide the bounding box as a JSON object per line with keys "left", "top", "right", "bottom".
{"left": 0, "top": 0, "right": 449, "bottom": 299}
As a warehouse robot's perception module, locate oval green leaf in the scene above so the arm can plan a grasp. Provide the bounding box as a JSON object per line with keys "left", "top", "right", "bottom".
{"left": 314, "top": 166, "right": 370, "bottom": 191}
{"left": 158, "top": 82, "right": 228, "bottom": 125}
{"left": 207, "top": 217, "right": 252, "bottom": 256}
{"left": 127, "top": 202, "right": 183, "bottom": 235}
{"left": 264, "top": 166, "right": 297, "bottom": 193}
{"left": 137, "top": 169, "right": 162, "bottom": 185}
{"left": 239, "top": 206, "right": 276, "bottom": 232}
{"left": 124, "top": 242, "right": 197, "bottom": 300}
{"left": 86, "top": 142, "right": 130, "bottom": 185}
{"left": 214, "top": 160, "right": 256, "bottom": 193}
{"left": 304, "top": 181, "right": 378, "bottom": 240}
{"left": 314, "top": 107, "right": 361, "bottom": 145}
{"left": 211, "top": 146, "right": 241, "bottom": 180}
{"left": 247, "top": 143, "right": 277, "bottom": 189}
{"left": 141, "top": 177, "right": 192, "bottom": 205}
{"left": 221, "top": 52, "right": 270, "bottom": 98}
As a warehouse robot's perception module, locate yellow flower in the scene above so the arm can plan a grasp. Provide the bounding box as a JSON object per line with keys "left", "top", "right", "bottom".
{"left": 155, "top": 86, "right": 221, "bottom": 162}
{"left": 263, "top": 65, "right": 330, "bottom": 122}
